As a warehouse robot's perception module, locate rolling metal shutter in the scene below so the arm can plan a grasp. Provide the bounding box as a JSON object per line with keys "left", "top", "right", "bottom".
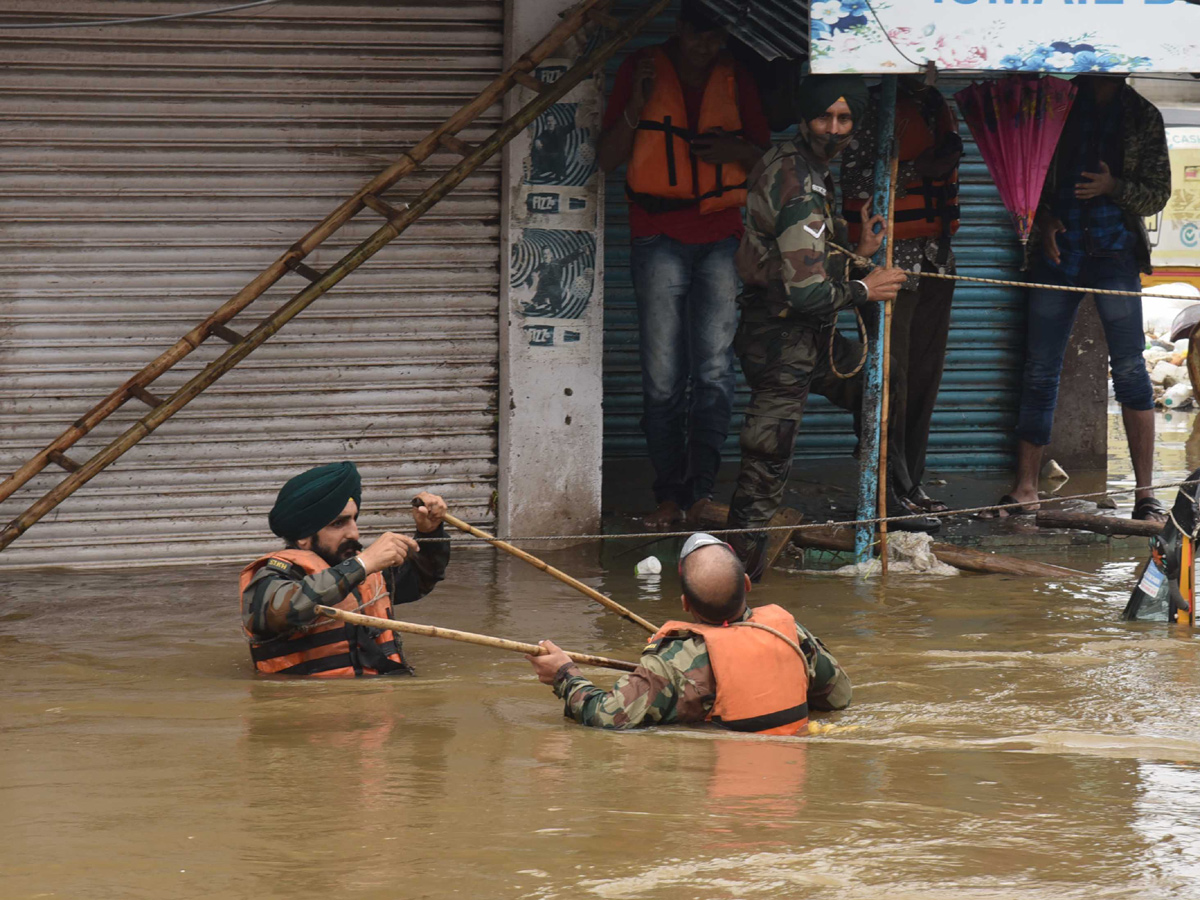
{"left": 0, "top": 1, "right": 504, "bottom": 569}
{"left": 601, "top": 24, "right": 1025, "bottom": 470}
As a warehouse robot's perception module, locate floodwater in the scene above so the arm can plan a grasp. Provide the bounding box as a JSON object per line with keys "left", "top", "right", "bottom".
{"left": 3, "top": 415, "right": 1200, "bottom": 899}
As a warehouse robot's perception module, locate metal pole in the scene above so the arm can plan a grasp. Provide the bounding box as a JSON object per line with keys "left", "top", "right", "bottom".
{"left": 854, "top": 75, "right": 898, "bottom": 564}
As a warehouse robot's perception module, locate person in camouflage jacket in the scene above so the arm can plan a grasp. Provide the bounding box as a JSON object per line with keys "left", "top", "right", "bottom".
{"left": 526, "top": 533, "right": 851, "bottom": 729}
{"left": 725, "top": 75, "right": 934, "bottom": 579}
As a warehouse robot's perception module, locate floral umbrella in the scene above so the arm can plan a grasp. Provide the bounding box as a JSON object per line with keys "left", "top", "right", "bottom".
{"left": 954, "top": 75, "right": 1077, "bottom": 244}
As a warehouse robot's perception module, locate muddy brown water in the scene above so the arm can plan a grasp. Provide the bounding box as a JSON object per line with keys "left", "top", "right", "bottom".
{"left": 3, "top": 537, "right": 1200, "bottom": 900}
{"left": 4, "top": 411, "right": 1200, "bottom": 900}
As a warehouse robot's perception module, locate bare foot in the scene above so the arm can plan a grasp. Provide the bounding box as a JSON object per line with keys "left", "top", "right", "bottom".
{"left": 685, "top": 497, "right": 717, "bottom": 528}
{"left": 643, "top": 500, "right": 684, "bottom": 530}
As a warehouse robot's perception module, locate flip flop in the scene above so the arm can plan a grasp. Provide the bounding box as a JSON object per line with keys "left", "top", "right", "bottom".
{"left": 909, "top": 485, "right": 950, "bottom": 514}
{"left": 1132, "top": 497, "right": 1168, "bottom": 523}
{"left": 977, "top": 493, "right": 1039, "bottom": 519}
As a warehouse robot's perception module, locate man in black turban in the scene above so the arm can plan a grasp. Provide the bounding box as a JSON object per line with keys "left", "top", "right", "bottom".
{"left": 726, "top": 74, "right": 938, "bottom": 579}
{"left": 239, "top": 461, "right": 451, "bottom": 677}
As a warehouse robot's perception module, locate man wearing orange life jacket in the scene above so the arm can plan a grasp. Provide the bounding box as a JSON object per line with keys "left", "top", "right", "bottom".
{"left": 239, "top": 461, "right": 450, "bottom": 677}
{"left": 598, "top": 0, "right": 771, "bottom": 532}
{"left": 840, "top": 76, "right": 963, "bottom": 516}
{"left": 526, "top": 533, "right": 851, "bottom": 731}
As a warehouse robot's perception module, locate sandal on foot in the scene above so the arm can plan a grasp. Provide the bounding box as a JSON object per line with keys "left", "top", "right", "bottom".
{"left": 1132, "top": 497, "right": 1168, "bottom": 523}
{"left": 909, "top": 485, "right": 950, "bottom": 514}
{"left": 643, "top": 500, "right": 684, "bottom": 530}
{"left": 977, "top": 494, "right": 1039, "bottom": 519}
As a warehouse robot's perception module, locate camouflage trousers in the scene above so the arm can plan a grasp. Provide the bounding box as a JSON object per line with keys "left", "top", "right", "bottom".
{"left": 727, "top": 312, "right": 910, "bottom": 574}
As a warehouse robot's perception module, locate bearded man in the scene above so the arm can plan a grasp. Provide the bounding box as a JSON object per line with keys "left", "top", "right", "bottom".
{"left": 239, "top": 461, "right": 450, "bottom": 677}
{"left": 726, "top": 75, "right": 939, "bottom": 580}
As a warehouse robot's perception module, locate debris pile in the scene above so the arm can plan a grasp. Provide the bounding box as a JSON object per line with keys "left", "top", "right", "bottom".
{"left": 1142, "top": 285, "right": 1200, "bottom": 410}
{"left": 831, "top": 532, "right": 959, "bottom": 577}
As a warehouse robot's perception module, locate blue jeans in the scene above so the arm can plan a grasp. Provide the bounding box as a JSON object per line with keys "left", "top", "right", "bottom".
{"left": 1017, "top": 250, "right": 1153, "bottom": 447}
{"left": 631, "top": 234, "right": 739, "bottom": 508}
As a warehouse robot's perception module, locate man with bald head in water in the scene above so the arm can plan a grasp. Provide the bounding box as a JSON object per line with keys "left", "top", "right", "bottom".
{"left": 527, "top": 533, "right": 851, "bottom": 731}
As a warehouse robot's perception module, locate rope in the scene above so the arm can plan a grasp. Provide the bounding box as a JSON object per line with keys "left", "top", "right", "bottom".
{"left": 409, "top": 477, "right": 1198, "bottom": 544}
{"left": 829, "top": 305, "right": 869, "bottom": 380}
{"left": 828, "top": 241, "right": 1200, "bottom": 302}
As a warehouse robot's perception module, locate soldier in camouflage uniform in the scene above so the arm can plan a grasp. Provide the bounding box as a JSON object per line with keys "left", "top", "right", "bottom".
{"left": 527, "top": 533, "right": 851, "bottom": 729}
{"left": 240, "top": 461, "right": 450, "bottom": 676}
{"left": 726, "top": 75, "right": 939, "bottom": 579}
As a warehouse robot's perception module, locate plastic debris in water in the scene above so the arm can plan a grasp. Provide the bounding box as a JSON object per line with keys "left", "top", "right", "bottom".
{"left": 634, "top": 556, "right": 662, "bottom": 576}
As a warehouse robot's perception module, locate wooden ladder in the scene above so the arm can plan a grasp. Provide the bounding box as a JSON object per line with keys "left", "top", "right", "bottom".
{"left": 0, "top": 0, "right": 670, "bottom": 555}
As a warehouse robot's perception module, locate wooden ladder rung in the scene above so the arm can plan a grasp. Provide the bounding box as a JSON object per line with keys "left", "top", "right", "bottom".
{"left": 512, "top": 71, "right": 545, "bottom": 93}
{"left": 128, "top": 385, "right": 165, "bottom": 408}
{"left": 438, "top": 134, "right": 477, "bottom": 157}
{"left": 47, "top": 451, "right": 81, "bottom": 473}
{"left": 361, "top": 194, "right": 408, "bottom": 221}
{"left": 287, "top": 260, "right": 324, "bottom": 283}
{"left": 209, "top": 323, "right": 244, "bottom": 344}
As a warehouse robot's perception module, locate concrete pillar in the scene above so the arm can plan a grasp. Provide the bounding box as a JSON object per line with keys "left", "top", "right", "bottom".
{"left": 497, "top": 0, "right": 606, "bottom": 537}
{"left": 1044, "top": 295, "right": 1108, "bottom": 472}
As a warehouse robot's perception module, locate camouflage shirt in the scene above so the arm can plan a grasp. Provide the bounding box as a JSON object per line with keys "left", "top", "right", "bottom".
{"left": 552, "top": 612, "right": 852, "bottom": 729}
{"left": 242, "top": 525, "right": 451, "bottom": 638}
{"left": 735, "top": 138, "right": 870, "bottom": 325}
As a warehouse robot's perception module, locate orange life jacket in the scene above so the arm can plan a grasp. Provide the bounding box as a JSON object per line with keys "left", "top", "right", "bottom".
{"left": 626, "top": 47, "right": 748, "bottom": 216}
{"left": 651, "top": 604, "right": 810, "bottom": 736}
{"left": 844, "top": 92, "right": 960, "bottom": 244}
{"left": 239, "top": 549, "right": 410, "bottom": 678}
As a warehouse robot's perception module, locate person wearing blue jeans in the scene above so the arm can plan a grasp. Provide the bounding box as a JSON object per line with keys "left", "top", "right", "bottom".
{"left": 631, "top": 234, "right": 740, "bottom": 522}
{"left": 598, "top": 1, "right": 771, "bottom": 527}
{"left": 988, "top": 75, "right": 1171, "bottom": 521}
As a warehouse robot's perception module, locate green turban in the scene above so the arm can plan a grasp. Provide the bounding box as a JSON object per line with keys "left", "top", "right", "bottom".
{"left": 795, "top": 75, "right": 869, "bottom": 128}
{"left": 268, "top": 461, "right": 362, "bottom": 541}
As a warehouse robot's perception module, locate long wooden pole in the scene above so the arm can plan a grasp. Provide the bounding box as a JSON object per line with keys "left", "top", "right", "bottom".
{"left": 877, "top": 150, "right": 900, "bottom": 576}
{"left": 0, "top": 0, "right": 672, "bottom": 554}
{"left": 431, "top": 504, "right": 659, "bottom": 634}
{"left": 315, "top": 605, "right": 639, "bottom": 672}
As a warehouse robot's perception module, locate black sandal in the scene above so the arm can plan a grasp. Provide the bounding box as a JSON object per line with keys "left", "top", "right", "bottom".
{"left": 909, "top": 485, "right": 950, "bottom": 514}
{"left": 1132, "top": 497, "right": 1168, "bottom": 523}
{"left": 977, "top": 493, "right": 1039, "bottom": 519}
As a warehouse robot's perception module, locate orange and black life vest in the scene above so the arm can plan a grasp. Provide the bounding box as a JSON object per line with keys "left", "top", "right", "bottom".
{"left": 626, "top": 47, "right": 748, "bottom": 216}
{"left": 651, "top": 604, "right": 810, "bottom": 735}
{"left": 844, "top": 91, "right": 960, "bottom": 244}
{"left": 239, "top": 549, "right": 411, "bottom": 678}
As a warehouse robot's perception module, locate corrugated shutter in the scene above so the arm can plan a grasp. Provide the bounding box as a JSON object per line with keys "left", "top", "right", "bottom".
{"left": 0, "top": 1, "right": 504, "bottom": 569}
{"left": 601, "top": 29, "right": 1025, "bottom": 469}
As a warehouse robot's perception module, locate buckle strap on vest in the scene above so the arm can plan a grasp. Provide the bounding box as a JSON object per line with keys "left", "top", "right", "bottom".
{"left": 249, "top": 624, "right": 346, "bottom": 662}
{"left": 713, "top": 702, "right": 810, "bottom": 733}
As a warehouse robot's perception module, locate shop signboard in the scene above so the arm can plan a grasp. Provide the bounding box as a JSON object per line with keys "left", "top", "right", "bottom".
{"left": 810, "top": 1, "right": 1200, "bottom": 74}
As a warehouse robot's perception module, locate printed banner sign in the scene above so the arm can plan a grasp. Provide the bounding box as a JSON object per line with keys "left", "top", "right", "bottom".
{"left": 810, "top": 0, "right": 1200, "bottom": 74}
{"left": 1147, "top": 128, "right": 1200, "bottom": 270}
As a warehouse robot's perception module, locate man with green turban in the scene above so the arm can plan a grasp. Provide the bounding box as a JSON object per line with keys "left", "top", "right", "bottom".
{"left": 239, "top": 461, "right": 450, "bottom": 677}
{"left": 726, "top": 74, "right": 937, "bottom": 580}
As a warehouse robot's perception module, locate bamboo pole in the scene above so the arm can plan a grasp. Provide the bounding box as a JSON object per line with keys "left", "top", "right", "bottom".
{"left": 1035, "top": 510, "right": 1163, "bottom": 537}
{"left": 432, "top": 503, "right": 659, "bottom": 634}
{"left": 0, "top": 0, "right": 630, "bottom": 508}
{"left": 877, "top": 150, "right": 900, "bottom": 576}
{"left": 315, "top": 605, "right": 638, "bottom": 672}
{"left": 0, "top": 0, "right": 672, "bottom": 554}
{"left": 689, "top": 500, "right": 1086, "bottom": 578}
{"left": 796, "top": 526, "right": 1087, "bottom": 579}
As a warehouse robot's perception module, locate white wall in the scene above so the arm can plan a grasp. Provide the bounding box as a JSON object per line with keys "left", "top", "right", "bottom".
{"left": 498, "top": 0, "right": 606, "bottom": 538}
